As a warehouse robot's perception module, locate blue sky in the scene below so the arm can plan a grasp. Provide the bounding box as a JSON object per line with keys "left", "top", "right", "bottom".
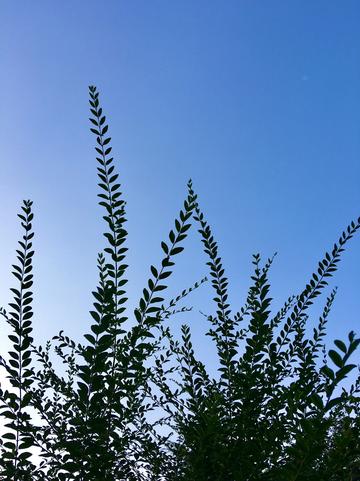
{"left": 0, "top": 1, "right": 359, "bottom": 373}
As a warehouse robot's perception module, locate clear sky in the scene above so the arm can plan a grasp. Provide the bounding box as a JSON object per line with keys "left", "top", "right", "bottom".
{"left": 0, "top": 1, "right": 359, "bottom": 374}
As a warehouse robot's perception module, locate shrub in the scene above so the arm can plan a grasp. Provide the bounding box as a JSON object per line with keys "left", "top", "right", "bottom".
{"left": 0, "top": 87, "right": 359, "bottom": 481}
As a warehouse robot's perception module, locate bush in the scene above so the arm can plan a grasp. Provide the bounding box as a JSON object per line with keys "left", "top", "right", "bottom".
{"left": 0, "top": 87, "right": 359, "bottom": 481}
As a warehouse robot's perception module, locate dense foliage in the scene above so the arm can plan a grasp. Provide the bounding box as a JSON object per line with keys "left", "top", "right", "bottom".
{"left": 0, "top": 87, "right": 359, "bottom": 480}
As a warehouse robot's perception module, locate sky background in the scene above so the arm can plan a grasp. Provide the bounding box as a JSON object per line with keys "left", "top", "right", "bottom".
{"left": 0, "top": 1, "right": 359, "bottom": 378}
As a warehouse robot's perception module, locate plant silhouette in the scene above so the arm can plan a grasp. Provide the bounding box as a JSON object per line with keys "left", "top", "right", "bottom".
{"left": 0, "top": 87, "right": 359, "bottom": 480}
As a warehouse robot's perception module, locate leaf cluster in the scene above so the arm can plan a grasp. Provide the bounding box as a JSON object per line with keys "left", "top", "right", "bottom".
{"left": 0, "top": 88, "right": 359, "bottom": 481}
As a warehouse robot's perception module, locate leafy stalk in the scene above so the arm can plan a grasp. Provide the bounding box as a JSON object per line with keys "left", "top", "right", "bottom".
{"left": 0, "top": 200, "right": 35, "bottom": 480}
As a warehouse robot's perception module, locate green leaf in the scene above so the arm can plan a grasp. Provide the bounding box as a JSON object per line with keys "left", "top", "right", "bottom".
{"left": 335, "top": 364, "right": 356, "bottom": 381}
{"left": 334, "top": 339, "right": 347, "bottom": 353}
{"left": 328, "top": 349, "right": 343, "bottom": 368}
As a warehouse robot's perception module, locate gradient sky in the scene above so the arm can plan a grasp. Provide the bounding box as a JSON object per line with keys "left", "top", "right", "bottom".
{"left": 0, "top": 1, "right": 359, "bottom": 377}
